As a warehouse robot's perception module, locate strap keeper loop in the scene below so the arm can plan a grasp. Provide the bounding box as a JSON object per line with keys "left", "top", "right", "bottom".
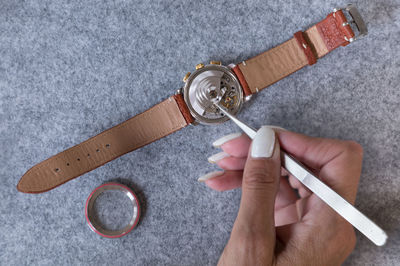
{"left": 232, "top": 65, "right": 252, "bottom": 96}
{"left": 294, "top": 31, "right": 317, "bottom": 66}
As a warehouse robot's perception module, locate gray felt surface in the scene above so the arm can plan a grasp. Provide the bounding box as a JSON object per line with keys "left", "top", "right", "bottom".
{"left": 1, "top": 0, "right": 399, "bottom": 265}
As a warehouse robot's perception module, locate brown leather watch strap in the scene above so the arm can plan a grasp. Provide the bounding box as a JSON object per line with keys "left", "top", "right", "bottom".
{"left": 17, "top": 94, "right": 193, "bottom": 193}
{"left": 233, "top": 9, "right": 355, "bottom": 95}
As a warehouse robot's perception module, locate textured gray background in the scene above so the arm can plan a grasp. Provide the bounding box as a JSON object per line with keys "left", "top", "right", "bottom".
{"left": 1, "top": 0, "right": 399, "bottom": 265}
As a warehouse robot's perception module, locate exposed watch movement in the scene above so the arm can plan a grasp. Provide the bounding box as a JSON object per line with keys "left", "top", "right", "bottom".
{"left": 182, "top": 62, "right": 243, "bottom": 125}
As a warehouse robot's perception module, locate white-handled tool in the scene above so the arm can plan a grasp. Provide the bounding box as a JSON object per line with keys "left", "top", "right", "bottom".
{"left": 216, "top": 103, "right": 387, "bottom": 246}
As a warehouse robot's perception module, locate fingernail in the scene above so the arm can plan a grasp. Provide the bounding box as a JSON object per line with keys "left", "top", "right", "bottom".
{"left": 251, "top": 126, "right": 275, "bottom": 158}
{"left": 198, "top": 171, "right": 224, "bottom": 182}
{"left": 208, "top": 151, "right": 229, "bottom": 164}
{"left": 212, "top": 133, "right": 242, "bottom": 147}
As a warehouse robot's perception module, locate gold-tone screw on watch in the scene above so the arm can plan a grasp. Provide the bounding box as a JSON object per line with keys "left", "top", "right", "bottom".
{"left": 182, "top": 72, "right": 191, "bottom": 82}
{"left": 210, "top": 61, "right": 222, "bottom": 65}
{"left": 195, "top": 63, "right": 205, "bottom": 70}
{"left": 17, "top": 4, "right": 367, "bottom": 193}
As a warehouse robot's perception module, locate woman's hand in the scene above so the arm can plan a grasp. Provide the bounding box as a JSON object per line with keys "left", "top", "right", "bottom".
{"left": 199, "top": 127, "right": 363, "bottom": 265}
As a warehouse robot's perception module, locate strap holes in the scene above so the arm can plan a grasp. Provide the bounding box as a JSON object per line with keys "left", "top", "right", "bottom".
{"left": 96, "top": 149, "right": 100, "bottom": 152}
{"left": 66, "top": 163, "right": 70, "bottom": 166}
{"left": 105, "top": 144, "right": 110, "bottom": 148}
{"left": 55, "top": 168, "right": 60, "bottom": 172}
{"left": 87, "top": 153, "right": 90, "bottom": 157}
{"left": 77, "top": 158, "right": 80, "bottom": 161}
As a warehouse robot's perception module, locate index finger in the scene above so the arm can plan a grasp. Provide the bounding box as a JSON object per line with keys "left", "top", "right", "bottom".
{"left": 277, "top": 131, "right": 363, "bottom": 203}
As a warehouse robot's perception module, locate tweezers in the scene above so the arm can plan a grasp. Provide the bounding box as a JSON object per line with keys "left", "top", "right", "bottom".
{"left": 216, "top": 103, "right": 387, "bottom": 246}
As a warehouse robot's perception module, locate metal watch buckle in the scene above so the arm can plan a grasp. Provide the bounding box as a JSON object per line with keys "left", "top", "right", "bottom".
{"left": 333, "top": 4, "right": 368, "bottom": 43}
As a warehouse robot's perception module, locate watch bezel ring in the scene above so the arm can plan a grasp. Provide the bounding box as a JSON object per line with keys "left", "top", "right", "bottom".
{"left": 85, "top": 182, "right": 140, "bottom": 238}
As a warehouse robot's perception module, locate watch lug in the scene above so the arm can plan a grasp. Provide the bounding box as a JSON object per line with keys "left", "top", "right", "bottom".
{"left": 244, "top": 94, "right": 253, "bottom": 102}
{"left": 190, "top": 120, "right": 200, "bottom": 126}
{"left": 175, "top": 88, "right": 183, "bottom": 95}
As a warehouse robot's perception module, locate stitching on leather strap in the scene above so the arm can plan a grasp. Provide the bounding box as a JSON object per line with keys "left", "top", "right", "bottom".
{"left": 316, "top": 11, "right": 350, "bottom": 51}
{"left": 333, "top": 10, "right": 355, "bottom": 43}
{"left": 173, "top": 94, "right": 194, "bottom": 124}
{"left": 293, "top": 31, "right": 317, "bottom": 66}
{"left": 232, "top": 65, "right": 252, "bottom": 96}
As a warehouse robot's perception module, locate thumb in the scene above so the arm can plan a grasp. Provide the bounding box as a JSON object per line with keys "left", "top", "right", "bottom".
{"left": 235, "top": 126, "right": 281, "bottom": 235}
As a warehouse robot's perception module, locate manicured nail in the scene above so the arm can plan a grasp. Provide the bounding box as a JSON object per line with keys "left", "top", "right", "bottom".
{"left": 198, "top": 171, "right": 224, "bottom": 182}
{"left": 212, "top": 133, "right": 242, "bottom": 147}
{"left": 251, "top": 126, "right": 276, "bottom": 158}
{"left": 208, "top": 151, "right": 229, "bottom": 163}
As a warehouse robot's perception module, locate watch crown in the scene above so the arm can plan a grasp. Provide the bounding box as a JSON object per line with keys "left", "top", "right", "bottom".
{"left": 195, "top": 63, "right": 204, "bottom": 70}
{"left": 183, "top": 72, "right": 191, "bottom": 82}
{"left": 210, "top": 60, "right": 221, "bottom": 65}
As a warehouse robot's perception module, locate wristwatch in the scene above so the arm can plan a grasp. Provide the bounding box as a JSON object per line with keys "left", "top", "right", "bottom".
{"left": 17, "top": 4, "right": 367, "bottom": 193}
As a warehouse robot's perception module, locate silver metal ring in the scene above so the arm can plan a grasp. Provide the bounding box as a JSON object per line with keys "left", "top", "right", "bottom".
{"left": 85, "top": 183, "right": 140, "bottom": 238}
